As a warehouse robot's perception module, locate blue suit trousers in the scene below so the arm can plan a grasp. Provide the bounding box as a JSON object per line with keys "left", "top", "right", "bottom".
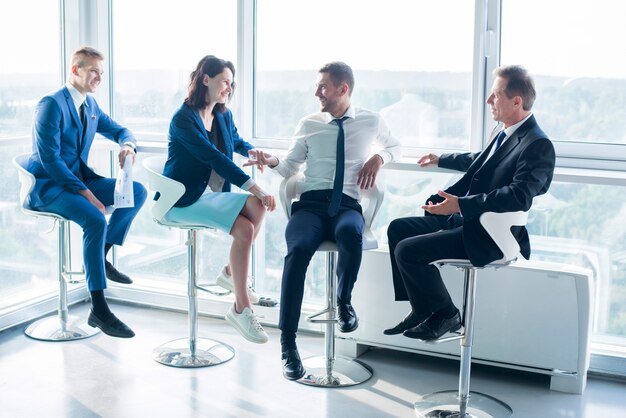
{"left": 33, "top": 177, "right": 147, "bottom": 291}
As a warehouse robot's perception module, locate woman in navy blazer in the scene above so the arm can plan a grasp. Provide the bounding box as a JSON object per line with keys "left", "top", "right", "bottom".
{"left": 162, "top": 56, "right": 275, "bottom": 344}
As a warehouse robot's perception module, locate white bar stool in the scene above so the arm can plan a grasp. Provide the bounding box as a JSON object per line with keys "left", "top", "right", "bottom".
{"left": 12, "top": 154, "right": 101, "bottom": 341}
{"left": 279, "top": 174, "right": 383, "bottom": 387}
{"left": 143, "top": 156, "right": 235, "bottom": 368}
{"left": 414, "top": 211, "right": 529, "bottom": 418}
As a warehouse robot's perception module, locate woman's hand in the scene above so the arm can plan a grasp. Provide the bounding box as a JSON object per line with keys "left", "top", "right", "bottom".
{"left": 249, "top": 185, "right": 276, "bottom": 211}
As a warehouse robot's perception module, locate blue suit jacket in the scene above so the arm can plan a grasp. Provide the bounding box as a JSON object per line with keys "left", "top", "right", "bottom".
{"left": 163, "top": 103, "right": 254, "bottom": 207}
{"left": 433, "top": 115, "right": 555, "bottom": 267}
{"left": 27, "top": 86, "right": 136, "bottom": 208}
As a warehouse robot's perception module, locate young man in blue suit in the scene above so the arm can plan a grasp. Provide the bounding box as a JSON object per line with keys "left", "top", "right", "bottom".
{"left": 27, "top": 46, "right": 147, "bottom": 338}
{"left": 385, "top": 65, "right": 556, "bottom": 341}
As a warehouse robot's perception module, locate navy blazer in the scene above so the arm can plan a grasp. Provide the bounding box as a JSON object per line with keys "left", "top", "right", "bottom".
{"left": 163, "top": 103, "right": 254, "bottom": 207}
{"left": 432, "top": 115, "right": 555, "bottom": 267}
{"left": 27, "top": 87, "right": 136, "bottom": 208}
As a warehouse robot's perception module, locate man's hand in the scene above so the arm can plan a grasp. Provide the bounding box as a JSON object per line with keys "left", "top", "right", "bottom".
{"left": 119, "top": 145, "right": 136, "bottom": 168}
{"left": 357, "top": 154, "right": 383, "bottom": 190}
{"left": 417, "top": 153, "right": 439, "bottom": 167}
{"left": 244, "top": 149, "right": 279, "bottom": 173}
{"left": 421, "top": 190, "right": 460, "bottom": 216}
{"left": 78, "top": 189, "right": 106, "bottom": 216}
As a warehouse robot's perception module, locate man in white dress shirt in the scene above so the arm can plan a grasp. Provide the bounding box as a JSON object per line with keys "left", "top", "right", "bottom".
{"left": 251, "top": 62, "right": 400, "bottom": 380}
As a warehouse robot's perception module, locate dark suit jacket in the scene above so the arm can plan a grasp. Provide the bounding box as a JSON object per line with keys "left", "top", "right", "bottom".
{"left": 27, "top": 86, "right": 136, "bottom": 208}
{"left": 431, "top": 115, "right": 555, "bottom": 267}
{"left": 163, "top": 103, "right": 254, "bottom": 207}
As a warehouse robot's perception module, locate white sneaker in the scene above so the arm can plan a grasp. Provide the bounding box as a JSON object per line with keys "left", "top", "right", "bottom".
{"left": 225, "top": 305, "right": 268, "bottom": 344}
{"left": 216, "top": 265, "right": 260, "bottom": 304}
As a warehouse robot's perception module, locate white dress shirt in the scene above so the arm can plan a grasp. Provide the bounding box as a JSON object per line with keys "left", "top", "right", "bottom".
{"left": 272, "top": 105, "right": 401, "bottom": 200}
{"left": 484, "top": 112, "right": 533, "bottom": 162}
{"left": 65, "top": 81, "right": 86, "bottom": 113}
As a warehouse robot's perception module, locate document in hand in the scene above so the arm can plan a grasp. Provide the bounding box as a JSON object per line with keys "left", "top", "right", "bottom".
{"left": 114, "top": 154, "right": 134, "bottom": 208}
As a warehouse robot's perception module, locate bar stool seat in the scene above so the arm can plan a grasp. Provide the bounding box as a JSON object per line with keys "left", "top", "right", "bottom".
{"left": 414, "top": 211, "right": 529, "bottom": 418}
{"left": 12, "top": 154, "right": 106, "bottom": 341}
{"left": 143, "top": 156, "right": 235, "bottom": 368}
{"left": 279, "top": 173, "right": 383, "bottom": 387}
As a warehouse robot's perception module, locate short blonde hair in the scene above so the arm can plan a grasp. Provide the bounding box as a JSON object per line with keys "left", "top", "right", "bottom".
{"left": 71, "top": 46, "right": 104, "bottom": 68}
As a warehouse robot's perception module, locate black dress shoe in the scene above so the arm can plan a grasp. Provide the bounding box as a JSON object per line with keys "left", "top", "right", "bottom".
{"left": 337, "top": 303, "right": 359, "bottom": 333}
{"left": 384, "top": 311, "right": 426, "bottom": 335}
{"left": 88, "top": 310, "right": 135, "bottom": 338}
{"left": 105, "top": 261, "right": 133, "bottom": 284}
{"left": 281, "top": 348, "right": 305, "bottom": 380}
{"left": 403, "top": 309, "right": 462, "bottom": 341}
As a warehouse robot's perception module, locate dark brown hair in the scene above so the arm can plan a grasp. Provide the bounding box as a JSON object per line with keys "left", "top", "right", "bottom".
{"left": 319, "top": 61, "right": 354, "bottom": 97}
{"left": 185, "top": 55, "right": 236, "bottom": 112}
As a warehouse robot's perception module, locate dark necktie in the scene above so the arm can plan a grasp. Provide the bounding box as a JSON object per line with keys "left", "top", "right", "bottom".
{"left": 79, "top": 102, "right": 87, "bottom": 142}
{"left": 328, "top": 117, "right": 348, "bottom": 216}
{"left": 494, "top": 130, "right": 506, "bottom": 151}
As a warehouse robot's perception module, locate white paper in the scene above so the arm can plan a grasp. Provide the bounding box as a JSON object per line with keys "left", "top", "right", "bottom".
{"left": 114, "top": 154, "right": 134, "bottom": 208}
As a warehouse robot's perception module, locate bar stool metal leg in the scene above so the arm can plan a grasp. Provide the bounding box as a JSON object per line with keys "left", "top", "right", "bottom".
{"left": 414, "top": 268, "right": 512, "bottom": 418}
{"left": 153, "top": 229, "right": 235, "bottom": 368}
{"left": 25, "top": 220, "right": 100, "bottom": 341}
{"left": 298, "top": 251, "right": 373, "bottom": 387}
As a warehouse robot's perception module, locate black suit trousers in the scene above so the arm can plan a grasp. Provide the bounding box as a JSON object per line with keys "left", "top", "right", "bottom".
{"left": 278, "top": 190, "right": 364, "bottom": 334}
{"left": 387, "top": 214, "right": 468, "bottom": 316}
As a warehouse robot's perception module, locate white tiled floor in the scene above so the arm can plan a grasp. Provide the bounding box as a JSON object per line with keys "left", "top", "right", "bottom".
{"left": 1, "top": 303, "right": 625, "bottom": 418}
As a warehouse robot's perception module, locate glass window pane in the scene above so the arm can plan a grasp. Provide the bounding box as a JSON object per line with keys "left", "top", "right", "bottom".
{"left": 112, "top": 0, "right": 238, "bottom": 141}
{"left": 0, "top": 1, "right": 61, "bottom": 138}
{"left": 528, "top": 182, "right": 626, "bottom": 349}
{"left": 501, "top": 0, "right": 626, "bottom": 145}
{"left": 0, "top": 1, "right": 61, "bottom": 309}
{"left": 256, "top": 0, "right": 475, "bottom": 151}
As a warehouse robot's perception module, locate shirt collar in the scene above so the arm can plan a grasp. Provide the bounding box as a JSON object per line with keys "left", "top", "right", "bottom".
{"left": 502, "top": 112, "right": 533, "bottom": 137}
{"left": 325, "top": 104, "right": 356, "bottom": 124}
{"left": 65, "top": 81, "right": 87, "bottom": 109}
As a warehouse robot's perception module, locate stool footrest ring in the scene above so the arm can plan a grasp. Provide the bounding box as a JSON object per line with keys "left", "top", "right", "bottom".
{"left": 306, "top": 308, "right": 338, "bottom": 324}
{"left": 425, "top": 330, "right": 465, "bottom": 345}
{"left": 62, "top": 270, "right": 86, "bottom": 284}
{"left": 195, "top": 283, "right": 232, "bottom": 297}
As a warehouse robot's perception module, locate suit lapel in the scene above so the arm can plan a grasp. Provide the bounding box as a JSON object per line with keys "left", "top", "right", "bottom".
{"left": 63, "top": 88, "right": 83, "bottom": 140}
{"left": 471, "top": 124, "right": 502, "bottom": 169}
{"left": 480, "top": 116, "right": 536, "bottom": 170}
{"left": 482, "top": 133, "right": 520, "bottom": 169}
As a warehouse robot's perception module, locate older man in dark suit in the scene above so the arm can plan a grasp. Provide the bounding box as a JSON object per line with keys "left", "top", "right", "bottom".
{"left": 385, "top": 65, "right": 556, "bottom": 341}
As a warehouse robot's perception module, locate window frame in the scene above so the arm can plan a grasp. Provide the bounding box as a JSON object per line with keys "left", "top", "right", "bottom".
{"left": 4, "top": 0, "right": 626, "bottom": 378}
